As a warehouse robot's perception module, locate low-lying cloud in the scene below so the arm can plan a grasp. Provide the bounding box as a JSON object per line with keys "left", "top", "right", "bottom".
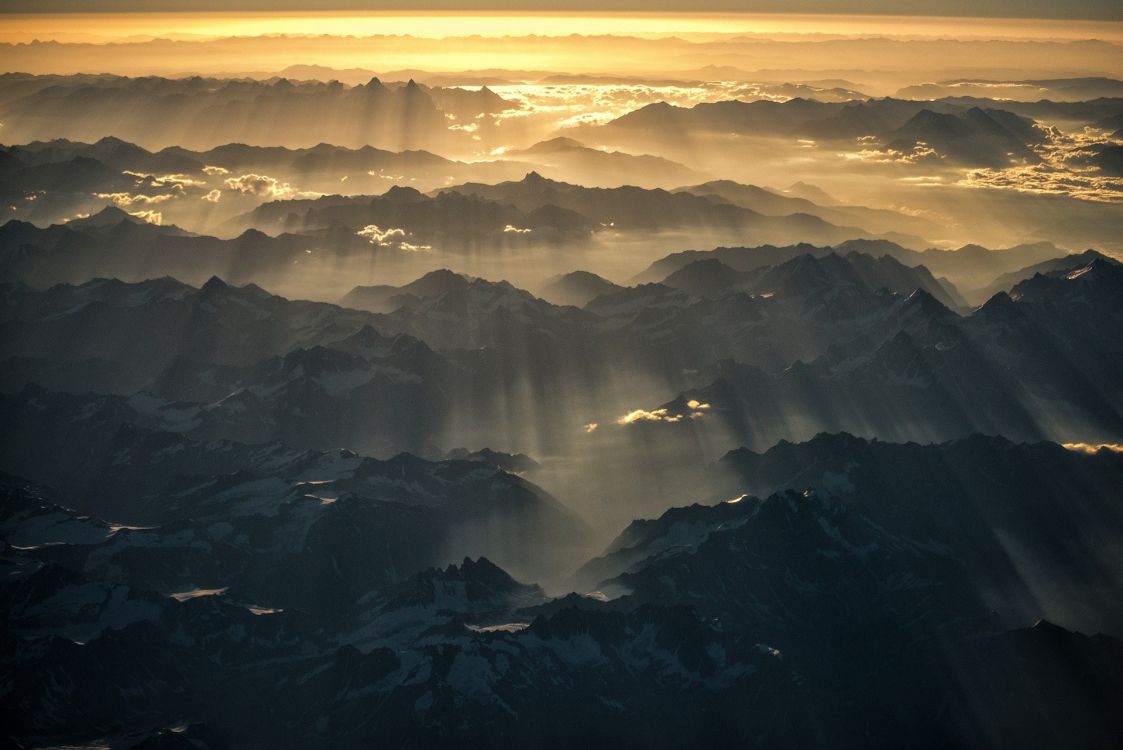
{"left": 616, "top": 399, "right": 711, "bottom": 425}
{"left": 223, "top": 173, "right": 319, "bottom": 200}
{"left": 356, "top": 224, "right": 431, "bottom": 252}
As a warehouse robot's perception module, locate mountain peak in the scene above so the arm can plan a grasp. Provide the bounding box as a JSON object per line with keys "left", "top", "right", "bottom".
{"left": 903, "top": 287, "right": 952, "bottom": 314}
{"left": 92, "top": 135, "right": 131, "bottom": 148}
{"left": 199, "top": 275, "right": 229, "bottom": 293}
{"left": 66, "top": 205, "right": 142, "bottom": 228}
{"left": 527, "top": 136, "right": 586, "bottom": 152}
{"left": 976, "top": 290, "right": 1022, "bottom": 319}
{"left": 381, "top": 184, "right": 425, "bottom": 202}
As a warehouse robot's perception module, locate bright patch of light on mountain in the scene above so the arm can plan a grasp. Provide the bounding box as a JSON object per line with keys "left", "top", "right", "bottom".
{"left": 465, "top": 622, "right": 530, "bottom": 633}
{"left": 170, "top": 586, "right": 228, "bottom": 602}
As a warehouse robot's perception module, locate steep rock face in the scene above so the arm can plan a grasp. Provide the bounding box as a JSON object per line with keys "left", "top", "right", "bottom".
{"left": 9, "top": 249, "right": 1118, "bottom": 470}
{"left": 569, "top": 456, "right": 1123, "bottom": 747}
{"left": 7, "top": 442, "right": 1123, "bottom": 750}
{"left": 0, "top": 276, "right": 400, "bottom": 398}
{"left": 582, "top": 434, "right": 1123, "bottom": 632}
{"left": 620, "top": 253, "right": 1123, "bottom": 452}
{"left": 0, "top": 416, "right": 589, "bottom": 606}
{"left": 882, "top": 107, "right": 1047, "bottom": 166}
{"left": 0, "top": 476, "right": 802, "bottom": 750}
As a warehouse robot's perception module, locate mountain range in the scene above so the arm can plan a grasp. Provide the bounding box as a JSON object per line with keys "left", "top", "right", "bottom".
{"left": 2, "top": 33, "right": 1122, "bottom": 750}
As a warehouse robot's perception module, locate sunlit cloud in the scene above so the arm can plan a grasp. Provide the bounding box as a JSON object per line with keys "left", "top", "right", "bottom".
{"left": 616, "top": 399, "right": 711, "bottom": 425}
{"left": 203, "top": 165, "right": 230, "bottom": 175}
{"left": 356, "top": 225, "right": 406, "bottom": 245}
{"left": 356, "top": 224, "right": 431, "bottom": 252}
{"left": 129, "top": 209, "right": 163, "bottom": 225}
{"left": 487, "top": 81, "right": 789, "bottom": 134}
{"left": 618, "top": 408, "right": 683, "bottom": 424}
{"left": 223, "top": 173, "right": 319, "bottom": 199}
{"left": 152, "top": 173, "right": 206, "bottom": 189}
{"left": 122, "top": 171, "right": 205, "bottom": 190}
{"left": 95, "top": 192, "right": 176, "bottom": 207}
{"left": 958, "top": 127, "right": 1123, "bottom": 203}
{"left": 1063, "top": 442, "right": 1123, "bottom": 454}
{"left": 839, "top": 139, "right": 940, "bottom": 164}
{"left": 202, "top": 189, "right": 222, "bottom": 202}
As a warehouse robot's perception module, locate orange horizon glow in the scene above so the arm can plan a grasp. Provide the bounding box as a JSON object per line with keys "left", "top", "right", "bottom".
{"left": 2, "top": 11, "right": 1122, "bottom": 44}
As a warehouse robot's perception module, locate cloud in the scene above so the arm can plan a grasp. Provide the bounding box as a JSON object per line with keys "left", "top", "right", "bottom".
{"left": 223, "top": 173, "right": 319, "bottom": 199}
{"left": 616, "top": 399, "right": 710, "bottom": 425}
{"left": 151, "top": 173, "right": 206, "bottom": 188}
{"left": 356, "top": 224, "right": 431, "bottom": 252}
{"left": 839, "top": 140, "right": 940, "bottom": 164}
{"left": 129, "top": 209, "right": 162, "bottom": 225}
{"left": 203, "top": 165, "right": 230, "bottom": 175}
{"left": 202, "top": 189, "right": 222, "bottom": 202}
{"left": 124, "top": 171, "right": 205, "bottom": 190}
{"left": 503, "top": 224, "right": 532, "bottom": 233}
{"left": 223, "top": 173, "right": 292, "bottom": 198}
{"left": 489, "top": 81, "right": 771, "bottom": 133}
{"left": 958, "top": 128, "right": 1123, "bottom": 203}
{"left": 1063, "top": 442, "right": 1123, "bottom": 454}
{"left": 617, "top": 408, "right": 684, "bottom": 424}
{"left": 95, "top": 191, "right": 176, "bottom": 207}
{"left": 960, "top": 165, "right": 1123, "bottom": 202}
{"left": 356, "top": 224, "right": 406, "bottom": 245}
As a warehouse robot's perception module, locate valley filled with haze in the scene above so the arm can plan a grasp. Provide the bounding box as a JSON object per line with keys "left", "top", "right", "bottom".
{"left": 2, "top": 5, "right": 1123, "bottom": 749}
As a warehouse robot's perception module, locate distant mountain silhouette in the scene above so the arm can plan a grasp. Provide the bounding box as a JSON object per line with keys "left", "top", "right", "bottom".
{"left": 539, "top": 270, "right": 625, "bottom": 307}
{"left": 0, "top": 73, "right": 517, "bottom": 151}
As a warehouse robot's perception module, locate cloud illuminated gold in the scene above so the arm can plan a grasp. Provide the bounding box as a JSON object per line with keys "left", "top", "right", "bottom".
{"left": 223, "top": 173, "right": 320, "bottom": 199}
{"left": 1063, "top": 442, "right": 1123, "bottom": 454}
{"left": 95, "top": 192, "right": 176, "bottom": 207}
{"left": 616, "top": 399, "right": 710, "bottom": 425}
{"left": 128, "top": 209, "right": 163, "bottom": 225}
{"left": 958, "top": 127, "right": 1123, "bottom": 203}
{"left": 356, "top": 224, "right": 432, "bottom": 252}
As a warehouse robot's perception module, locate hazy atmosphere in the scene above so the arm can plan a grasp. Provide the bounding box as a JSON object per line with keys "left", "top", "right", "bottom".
{"left": 2, "top": 4, "right": 1122, "bottom": 748}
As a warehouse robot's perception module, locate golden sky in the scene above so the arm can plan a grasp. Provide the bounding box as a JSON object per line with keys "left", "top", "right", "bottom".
{"left": 2, "top": 12, "right": 1121, "bottom": 44}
